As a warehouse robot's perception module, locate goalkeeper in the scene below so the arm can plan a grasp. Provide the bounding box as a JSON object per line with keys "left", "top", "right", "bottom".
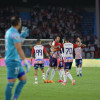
{"left": 5, "top": 15, "right": 30, "bottom": 100}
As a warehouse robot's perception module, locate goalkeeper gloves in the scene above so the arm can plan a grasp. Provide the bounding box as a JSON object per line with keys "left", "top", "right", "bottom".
{"left": 20, "top": 26, "right": 29, "bottom": 38}
{"left": 23, "top": 59, "right": 31, "bottom": 73}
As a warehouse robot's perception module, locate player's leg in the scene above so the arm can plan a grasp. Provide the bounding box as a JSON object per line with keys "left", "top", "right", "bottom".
{"left": 67, "top": 63, "right": 75, "bottom": 85}
{"left": 57, "top": 61, "right": 64, "bottom": 82}
{"left": 76, "top": 66, "right": 80, "bottom": 77}
{"left": 41, "top": 69, "right": 45, "bottom": 80}
{"left": 12, "top": 63, "right": 27, "bottom": 100}
{"left": 40, "top": 64, "right": 45, "bottom": 80}
{"left": 60, "top": 61, "right": 65, "bottom": 82}
{"left": 66, "top": 70, "right": 75, "bottom": 85}
{"left": 45, "top": 67, "right": 52, "bottom": 81}
{"left": 49, "top": 66, "right": 57, "bottom": 83}
{"left": 80, "top": 64, "right": 82, "bottom": 76}
{"left": 63, "top": 62, "right": 70, "bottom": 85}
{"left": 58, "top": 67, "right": 62, "bottom": 82}
{"left": 66, "top": 70, "right": 73, "bottom": 81}
{"left": 13, "top": 75, "right": 27, "bottom": 100}
{"left": 5, "top": 60, "right": 19, "bottom": 100}
{"left": 61, "top": 67, "right": 65, "bottom": 82}
{"left": 5, "top": 61, "right": 25, "bottom": 100}
{"left": 79, "top": 59, "right": 82, "bottom": 76}
{"left": 46, "top": 57, "right": 56, "bottom": 83}
{"left": 5, "top": 79, "right": 16, "bottom": 100}
{"left": 63, "top": 62, "right": 67, "bottom": 85}
{"left": 49, "top": 58, "right": 57, "bottom": 83}
{"left": 63, "top": 63, "right": 75, "bottom": 85}
{"left": 34, "top": 69, "right": 38, "bottom": 84}
{"left": 63, "top": 72, "right": 67, "bottom": 85}
{"left": 76, "top": 59, "right": 80, "bottom": 77}
{"left": 57, "top": 60, "right": 62, "bottom": 82}
{"left": 34, "top": 64, "right": 38, "bottom": 84}
{"left": 45, "top": 56, "right": 53, "bottom": 82}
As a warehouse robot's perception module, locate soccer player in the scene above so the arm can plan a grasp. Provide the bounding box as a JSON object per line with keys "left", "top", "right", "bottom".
{"left": 31, "top": 39, "right": 49, "bottom": 84}
{"left": 57, "top": 48, "right": 65, "bottom": 83}
{"left": 75, "top": 38, "right": 86, "bottom": 77}
{"left": 61, "top": 37, "right": 80, "bottom": 85}
{"left": 5, "top": 15, "right": 30, "bottom": 100}
{"left": 44, "top": 36, "right": 61, "bottom": 83}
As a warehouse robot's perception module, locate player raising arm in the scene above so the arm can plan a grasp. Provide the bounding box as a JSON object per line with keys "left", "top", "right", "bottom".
{"left": 5, "top": 15, "right": 30, "bottom": 100}
{"left": 44, "top": 36, "right": 61, "bottom": 83}
{"left": 31, "top": 39, "right": 49, "bottom": 84}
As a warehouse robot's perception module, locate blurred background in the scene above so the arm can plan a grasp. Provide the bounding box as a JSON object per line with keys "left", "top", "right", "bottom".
{"left": 0, "top": 0, "right": 100, "bottom": 59}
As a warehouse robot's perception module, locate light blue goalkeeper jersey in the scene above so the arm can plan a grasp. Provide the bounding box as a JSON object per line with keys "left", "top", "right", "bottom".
{"left": 5, "top": 27, "right": 21, "bottom": 62}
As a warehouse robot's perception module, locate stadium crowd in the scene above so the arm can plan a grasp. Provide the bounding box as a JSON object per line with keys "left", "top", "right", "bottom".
{"left": 0, "top": 6, "right": 99, "bottom": 58}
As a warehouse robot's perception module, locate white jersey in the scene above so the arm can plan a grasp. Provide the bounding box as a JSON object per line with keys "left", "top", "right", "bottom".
{"left": 75, "top": 47, "right": 82, "bottom": 59}
{"left": 31, "top": 45, "right": 47, "bottom": 64}
{"left": 50, "top": 41, "right": 61, "bottom": 58}
{"left": 34, "top": 45, "right": 44, "bottom": 60}
{"left": 63, "top": 43, "right": 73, "bottom": 62}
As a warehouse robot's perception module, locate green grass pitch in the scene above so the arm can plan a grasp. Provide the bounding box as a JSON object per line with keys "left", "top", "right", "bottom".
{"left": 0, "top": 67, "right": 100, "bottom": 100}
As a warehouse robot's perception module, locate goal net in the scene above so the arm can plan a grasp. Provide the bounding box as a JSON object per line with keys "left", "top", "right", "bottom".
{"left": 0, "top": 39, "right": 53, "bottom": 58}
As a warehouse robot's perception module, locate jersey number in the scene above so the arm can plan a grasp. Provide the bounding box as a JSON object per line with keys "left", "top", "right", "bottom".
{"left": 66, "top": 48, "right": 72, "bottom": 54}
{"left": 15, "top": 67, "right": 19, "bottom": 74}
{"left": 36, "top": 49, "right": 42, "bottom": 56}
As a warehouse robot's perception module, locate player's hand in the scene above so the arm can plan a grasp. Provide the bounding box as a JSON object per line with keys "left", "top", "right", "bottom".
{"left": 82, "top": 44, "right": 86, "bottom": 47}
{"left": 30, "top": 60, "right": 33, "bottom": 65}
{"left": 30, "top": 61, "right": 32, "bottom": 65}
{"left": 23, "top": 59, "right": 31, "bottom": 73}
{"left": 20, "top": 26, "right": 29, "bottom": 38}
{"left": 30, "top": 57, "right": 34, "bottom": 65}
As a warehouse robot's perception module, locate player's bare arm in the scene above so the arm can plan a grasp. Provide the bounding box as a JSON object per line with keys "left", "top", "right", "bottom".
{"left": 44, "top": 52, "right": 49, "bottom": 57}
{"left": 31, "top": 47, "right": 35, "bottom": 64}
{"left": 31, "top": 54, "right": 34, "bottom": 64}
{"left": 81, "top": 44, "right": 86, "bottom": 47}
{"left": 50, "top": 48, "right": 57, "bottom": 52}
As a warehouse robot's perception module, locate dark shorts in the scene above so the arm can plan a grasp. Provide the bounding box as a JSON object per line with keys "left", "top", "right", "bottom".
{"left": 64, "top": 62, "right": 72, "bottom": 70}
{"left": 34, "top": 64, "right": 44, "bottom": 70}
{"left": 75, "top": 59, "right": 82, "bottom": 66}
{"left": 49, "top": 56, "right": 57, "bottom": 67}
{"left": 58, "top": 61, "right": 64, "bottom": 68}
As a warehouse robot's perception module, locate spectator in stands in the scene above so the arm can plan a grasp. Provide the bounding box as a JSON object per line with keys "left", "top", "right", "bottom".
{"left": 94, "top": 36, "right": 98, "bottom": 51}
{"left": 0, "top": 6, "right": 98, "bottom": 59}
{"left": 90, "top": 44, "right": 95, "bottom": 58}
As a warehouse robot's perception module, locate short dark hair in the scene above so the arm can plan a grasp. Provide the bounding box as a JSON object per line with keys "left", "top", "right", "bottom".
{"left": 37, "top": 39, "right": 41, "bottom": 43}
{"left": 54, "top": 36, "right": 59, "bottom": 40}
{"left": 11, "top": 15, "right": 20, "bottom": 26}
